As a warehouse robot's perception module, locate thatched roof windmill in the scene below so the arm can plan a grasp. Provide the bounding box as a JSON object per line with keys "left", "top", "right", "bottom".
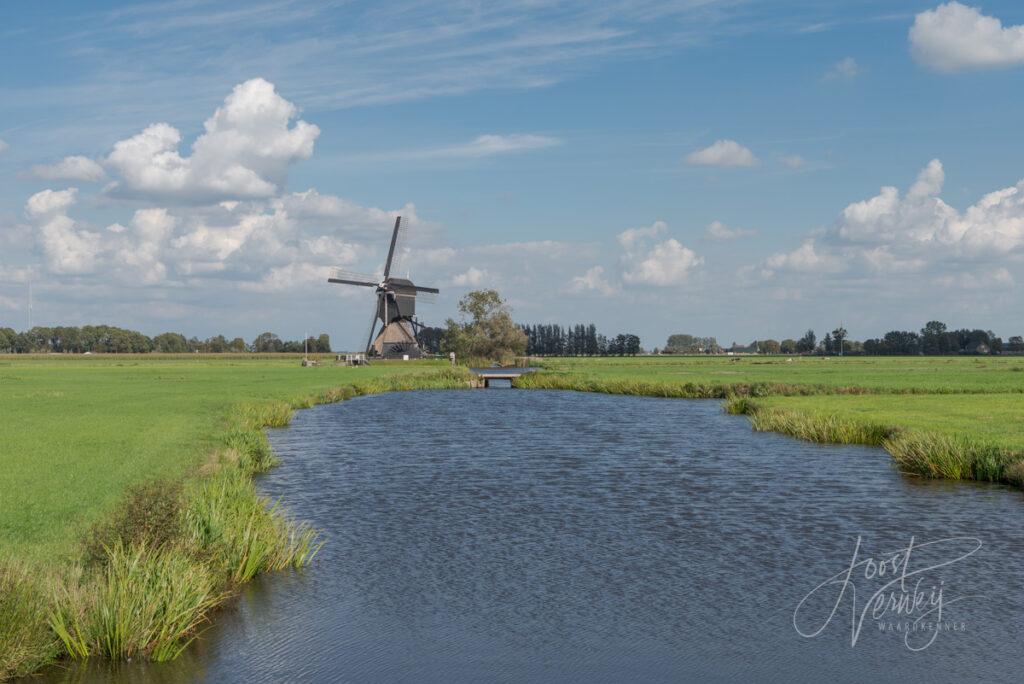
{"left": 328, "top": 217, "right": 439, "bottom": 358}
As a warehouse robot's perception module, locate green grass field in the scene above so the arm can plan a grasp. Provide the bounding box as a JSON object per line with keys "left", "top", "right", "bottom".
{"left": 540, "top": 355, "right": 1024, "bottom": 394}
{"left": 0, "top": 355, "right": 445, "bottom": 563}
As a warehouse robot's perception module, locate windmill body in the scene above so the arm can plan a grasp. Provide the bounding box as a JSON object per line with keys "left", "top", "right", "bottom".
{"left": 328, "top": 217, "right": 440, "bottom": 359}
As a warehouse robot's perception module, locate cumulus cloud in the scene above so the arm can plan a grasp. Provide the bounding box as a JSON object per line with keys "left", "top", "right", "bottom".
{"left": 822, "top": 57, "right": 861, "bottom": 80}
{"left": 618, "top": 221, "right": 702, "bottom": 286}
{"left": 31, "top": 156, "right": 106, "bottom": 182}
{"left": 105, "top": 78, "right": 319, "bottom": 201}
{"left": 910, "top": 2, "right": 1024, "bottom": 72}
{"left": 622, "top": 239, "right": 702, "bottom": 285}
{"left": 569, "top": 266, "right": 617, "bottom": 295}
{"left": 763, "top": 240, "right": 844, "bottom": 276}
{"left": 25, "top": 188, "right": 104, "bottom": 274}
{"left": 685, "top": 139, "right": 758, "bottom": 167}
{"left": 617, "top": 220, "right": 666, "bottom": 250}
{"left": 705, "top": 220, "right": 756, "bottom": 241}
{"left": 757, "top": 159, "right": 1024, "bottom": 286}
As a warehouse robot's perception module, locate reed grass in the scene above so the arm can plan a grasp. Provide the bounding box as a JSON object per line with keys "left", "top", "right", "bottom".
{"left": 50, "top": 543, "right": 219, "bottom": 662}
{"left": 0, "top": 562, "right": 59, "bottom": 679}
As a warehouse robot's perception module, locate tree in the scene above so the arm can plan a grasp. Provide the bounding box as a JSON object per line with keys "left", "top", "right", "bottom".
{"left": 1007, "top": 336, "right": 1024, "bottom": 352}
{"left": 757, "top": 339, "right": 781, "bottom": 355}
{"left": 252, "top": 332, "right": 283, "bottom": 353}
{"left": 153, "top": 332, "right": 188, "bottom": 353}
{"left": 780, "top": 339, "right": 798, "bottom": 354}
{"left": 229, "top": 337, "right": 248, "bottom": 352}
{"left": 443, "top": 289, "right": 527, "bottom": 362}
{"left": 796, "top": 329, "right": 816, "bottom": 354}
{"left": 822, "top": 332, "right": 834, "bottom": 355}
{"left": 920, "top": 321, "right": 950, "bottom": 355}
{"left": 831, "top": 327, "right": 847, "bottom": 355}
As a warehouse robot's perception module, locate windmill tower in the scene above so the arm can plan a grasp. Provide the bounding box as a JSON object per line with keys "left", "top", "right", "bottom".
{"left": 328, "top": 216, "right": 440, "bottom": 358}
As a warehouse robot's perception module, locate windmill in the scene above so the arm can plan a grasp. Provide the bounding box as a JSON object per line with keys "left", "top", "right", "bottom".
{"left": 328, "top": 216, "right": 440, "bottom": 359}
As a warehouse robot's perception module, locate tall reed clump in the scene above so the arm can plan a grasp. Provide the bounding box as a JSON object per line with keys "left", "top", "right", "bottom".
{"left": 884, "top": 433, "right": 1015, "bottom": 483}
{"left": 0, "top": 562, "right": 59, "bottom": 679}
{"left": 729, "top": 399, "right": 898, "bottom": 446}
{"left": 182, "top": 470, "right": 321, "bottom": 583}
{"left": 50, "top": 543, "right": 219, "bottom": 662}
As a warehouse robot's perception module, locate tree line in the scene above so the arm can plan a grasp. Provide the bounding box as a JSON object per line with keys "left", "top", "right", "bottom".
{"left": 665, "top": 321, "right": 1023, "bottom": 356}
{"left": 0, "top": 325, "right": 331, "bottom": 354}
{"left": 518, "top": 323, "right": 641, "bottom": 356}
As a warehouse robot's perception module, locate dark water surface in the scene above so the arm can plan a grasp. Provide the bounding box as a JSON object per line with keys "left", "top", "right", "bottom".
{"left": 49, "top": 390, "right": 1023, "bottom": 682}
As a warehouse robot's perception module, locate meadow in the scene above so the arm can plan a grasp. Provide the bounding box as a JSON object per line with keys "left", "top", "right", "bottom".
{"left": 1, "top": 353, "right": 1023, "bottom": 677}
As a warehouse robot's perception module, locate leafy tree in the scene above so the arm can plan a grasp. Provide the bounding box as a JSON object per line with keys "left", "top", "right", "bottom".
{"left": 757, "top": 339, "right": 781, "bottom": 354}
{"left": 1007, "top": 336, "right": 1024, "bottom": 352}
{"left": 780, "top": 339, "right": 798, "bottom": 354}
{"left": 443, "top": 289, "right": 527, "bottom": 361}
{"left": 252, "top": 332, "right": 283, "bottom": 353}
{"left": 796, "top": 329, "right": 816, "bottom": 354}
{"left": 229, "top": 337, "right": 248, "bottom": 352}
{"left": 831, "top": 327, "right": 847, "bottom": 355}
{"left": 153, "top": 332, "right": 188, "bottom": 353}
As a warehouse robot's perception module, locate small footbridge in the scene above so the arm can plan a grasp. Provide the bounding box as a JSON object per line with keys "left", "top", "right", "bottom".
{"left": 468, "top": 367, "right": 537, "bottom": 388}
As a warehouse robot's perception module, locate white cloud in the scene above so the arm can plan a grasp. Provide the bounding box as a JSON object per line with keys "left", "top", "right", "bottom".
{"left": 763, "top": 240, "right": 844, "bottom": 276}
{"left": 0, "top": 139, "right": 8, "bottom": 154}
{"left": 452, "top": 266, "right": 487, "bottom": 286}
{"left": 31, "top": 156, "right": 106, "bottom": 182}
{"left": 25, "top": 188, "right": 104, "bottom": 274}
{"left": 618, "top": 220, "right": 702, "bottom": 285}
{"left": 779, "top": 154, "right": 807, "bottom": 169}
{"left": 685, "top": 139, "right": 758, "bottom": 167}
{"left": 569, "top": 265, "right": 617, "bottom": 295}
{"left": 617, "top": 220, "right": 666, "bottom": 250}
{"left": 822, "top": 57, "right": 861, "bottom": 80}
{"left": 365, "top": 134, "right": 562, "bottom": 162}
{"left": 705, "top": 220, "right": 756, "bottom": 241}
{"left": 910, "top": 2, "right": 1024, "bottom": 72}
{"left": 275, "top": 189, "right": 416, "bottom": 231}
{"left": 106, "top": 78, "right": 319, "bottom": 201}
{"left": 114, "top": 209, "right": 175, "bottom": 284}
{"left": 757, "top": 159, "right": 1024, "bottom": 285}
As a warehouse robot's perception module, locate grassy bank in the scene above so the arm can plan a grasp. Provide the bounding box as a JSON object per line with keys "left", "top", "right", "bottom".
{"left": 0, "top": 357, "right": 469, "bottom": 678}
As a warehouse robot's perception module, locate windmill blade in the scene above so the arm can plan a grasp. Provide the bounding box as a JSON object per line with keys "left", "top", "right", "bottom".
{"left": 329, "top": 278, "right": 377, "bottom": 287}
{"left": 415, "top": 291, "right": 437, "bottom": 305}
{"left": 413, "top": 285, "right": 440, "bottom": 294}
{"left": 330, "top": 268, "right": 381, "bottom": 285}
{"left": 382, "top": 216, "right": 402, "bottom": 279}
{"left": 363, "top": 301, "right": 380, "bottom": 355}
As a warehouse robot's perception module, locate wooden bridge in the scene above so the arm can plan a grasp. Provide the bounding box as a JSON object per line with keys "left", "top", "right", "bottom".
{"left": 468, "top": 367, "right": 536, "bottom": 388}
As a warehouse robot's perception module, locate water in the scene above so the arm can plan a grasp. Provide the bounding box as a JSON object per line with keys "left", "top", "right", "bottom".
{"left": 46, "top": 391, "right": 1024, "bottom": 682}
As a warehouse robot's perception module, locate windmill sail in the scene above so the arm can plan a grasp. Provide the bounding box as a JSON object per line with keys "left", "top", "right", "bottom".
{"left": 327, "top": 214, "right": 440, "bottom": 358}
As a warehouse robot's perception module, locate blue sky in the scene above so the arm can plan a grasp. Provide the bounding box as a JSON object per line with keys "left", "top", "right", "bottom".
{"left": 2, "top": 1, "right": 1024, "bottom": 349}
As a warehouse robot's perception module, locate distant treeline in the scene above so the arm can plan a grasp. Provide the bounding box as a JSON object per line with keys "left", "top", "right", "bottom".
{"left": 518, "top": 323, "right": 642, "bottom": 356}
{"left": 665, "top": 322, "right": 1023, "bottom": 356}
{"left": 0, "top": 326, "right": 331, "bottom": 354}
